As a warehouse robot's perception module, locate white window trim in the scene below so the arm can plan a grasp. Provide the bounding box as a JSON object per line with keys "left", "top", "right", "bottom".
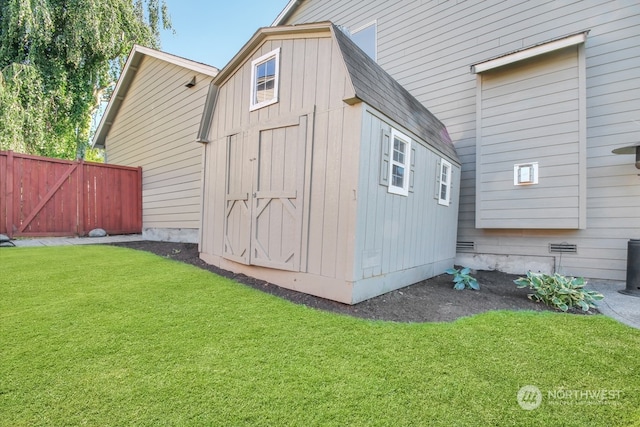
{"left": 350, "top": 20, "right": 377, "bottom": 62}
{"left": 249, "top": 48, "right": 280, "bottom": 111}
{"left": 388, "top": 129, "right": 411, "bottom": 196}
{"left": 438, "top": 159, "right": 452, "bottom": 206}
{"left": 514, "top": 162, "right": 539, "bottom": 185}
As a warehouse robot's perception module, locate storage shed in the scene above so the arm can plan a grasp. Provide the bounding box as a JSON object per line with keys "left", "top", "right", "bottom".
{"left": 199, "top": 22, "right": 460, "bottom": 303}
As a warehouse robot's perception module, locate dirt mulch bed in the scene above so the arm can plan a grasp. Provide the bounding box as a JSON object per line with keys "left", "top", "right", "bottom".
{"left": 110, "top": 241, "right": 598, "bottom": 323}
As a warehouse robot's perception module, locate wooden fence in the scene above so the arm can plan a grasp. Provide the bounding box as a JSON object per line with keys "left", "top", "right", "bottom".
{"left": 0, "top": 151, "right": 141, "bottom": 238}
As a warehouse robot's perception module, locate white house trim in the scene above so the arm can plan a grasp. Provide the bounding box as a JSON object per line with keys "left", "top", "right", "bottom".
{"left": 470, "top": 32, "right": 588, "bottom": 74}
{"left": 272, "top": 0, "right": 301, "bottom": 26}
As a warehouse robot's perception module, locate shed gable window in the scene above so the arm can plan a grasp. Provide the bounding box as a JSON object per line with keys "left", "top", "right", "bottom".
{"left": 250, "top": 48, "right": 280, "bottom": 110}
{"left": 438, "top": 159, "right": 452, "bottom": 206}
{"left": 388, "top": 129, "right": 411, "bottom": 196}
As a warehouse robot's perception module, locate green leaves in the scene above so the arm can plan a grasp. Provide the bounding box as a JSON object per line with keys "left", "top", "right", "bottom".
{"left": 446, "top": 267, "right": 480, "bottom": 290}
{"left": 0, "top": 0, "right": 172, "bottom": 159}
{"left": 513, "top": 272, "right": 604, "bottom": 312}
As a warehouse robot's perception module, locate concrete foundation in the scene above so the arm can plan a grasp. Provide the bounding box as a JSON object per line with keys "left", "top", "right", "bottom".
{"left": 142, "top": 228, "right": 199, "bottom": 244}
{"left": 455, "top": 253, "right": 554, "bottom": 275}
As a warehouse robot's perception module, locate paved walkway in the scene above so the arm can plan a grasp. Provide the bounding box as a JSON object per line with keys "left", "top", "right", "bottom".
{"left": 9, "top": 234, "right": 145, "bottom": 247}
{"left": 587, "top": 280, "right": 640, "bottom": 330}
{"left": 2, "top": 235, "right": 640, "bottom": 329}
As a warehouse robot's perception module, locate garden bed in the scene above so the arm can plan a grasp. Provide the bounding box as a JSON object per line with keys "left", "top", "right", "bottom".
{"left": 111, "top": 241, "right": 599, "bottom": 322}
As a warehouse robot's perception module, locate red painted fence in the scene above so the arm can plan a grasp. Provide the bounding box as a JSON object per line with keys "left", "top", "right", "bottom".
{"left": 0, "top": 151, "right": 141, "bottom": 238}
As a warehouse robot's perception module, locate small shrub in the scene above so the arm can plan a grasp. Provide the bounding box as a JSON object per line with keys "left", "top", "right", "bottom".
{"left": 445, "top": 267, "right": 479, "bottom": 290}
{"left": 514, "top": 271, "right": 604, "bottom": 312}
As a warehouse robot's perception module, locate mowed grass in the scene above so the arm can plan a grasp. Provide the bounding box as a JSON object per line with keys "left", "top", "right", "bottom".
{"left": 1, "top": 246, "right": 639, "bottom": 426}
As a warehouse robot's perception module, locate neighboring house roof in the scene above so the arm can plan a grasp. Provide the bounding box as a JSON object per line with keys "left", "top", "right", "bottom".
{"left": 204, "top": 22, "right": 458, "bottom": 163}
{"left": 271, "top": 0, "right": 302, "bottom": 26}
{"left": 92, "top": 45, "right": 219, "bottom": 149}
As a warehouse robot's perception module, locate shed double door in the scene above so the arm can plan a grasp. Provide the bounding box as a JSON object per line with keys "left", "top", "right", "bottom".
{"left": 223, "top": 116, "right": 309, "bottom": 271}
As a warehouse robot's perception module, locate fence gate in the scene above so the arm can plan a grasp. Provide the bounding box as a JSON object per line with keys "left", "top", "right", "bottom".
{"left": 0, "top": 151, "right": 142, "bottom": 238}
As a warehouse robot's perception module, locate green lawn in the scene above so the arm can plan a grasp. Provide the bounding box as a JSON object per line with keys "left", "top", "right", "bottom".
{"left": 1, "top": 246, "right": 639, "bottom": 426}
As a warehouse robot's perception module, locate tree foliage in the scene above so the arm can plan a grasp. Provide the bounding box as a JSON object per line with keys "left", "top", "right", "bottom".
{"left": 0, "top": 0, "right": 171, "bottom": 159}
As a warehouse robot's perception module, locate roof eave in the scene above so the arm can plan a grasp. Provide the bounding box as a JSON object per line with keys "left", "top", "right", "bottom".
{"left": 214, "top": 22, "right": 333, "bottom": 86}
{"left": 91, "top": 45, "right": 219, "bottom": 149}
{"left": 271, "top": 0, "right": 302, "bottom": 26}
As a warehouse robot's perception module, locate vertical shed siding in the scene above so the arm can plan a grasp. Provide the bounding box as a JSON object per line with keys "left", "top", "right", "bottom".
{"left": 354, "top": 109, "right": 459, "bottom": 281}
{"left": 284, "top": 0, "right": 640, "bottom": 280}
{"left": 106, "top": 56, "right": 212, "bottom": 232}
{"left": 201, "top": 34, "right": 360, "bottom": 282}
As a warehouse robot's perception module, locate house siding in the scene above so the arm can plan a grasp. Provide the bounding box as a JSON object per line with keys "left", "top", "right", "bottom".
{"left": 476, "top": 45, "right": 584, "bottom": 229}
{"left": 105, "top": 55, "right": 213, "bottom": 241}
{"left": 283, "top": 0, "right": 640, "bottom": 280}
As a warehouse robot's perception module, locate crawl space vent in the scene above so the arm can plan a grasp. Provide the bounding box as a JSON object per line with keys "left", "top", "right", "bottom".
{"left": 457, "top": 241, "right": 476, "bottom": 252}
{"left": 549, "top": 243, "right": 577, "bottom": 254}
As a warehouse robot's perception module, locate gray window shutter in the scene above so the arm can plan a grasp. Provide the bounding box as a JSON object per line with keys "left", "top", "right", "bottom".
{"left": 409, "top": 146, "right": 416, "bottom": 193}
{"left": 434, "top": 158, "right": 441, "bottom": 199}
{"left": 379, "top": 129, "right": 390, "bottom": 186}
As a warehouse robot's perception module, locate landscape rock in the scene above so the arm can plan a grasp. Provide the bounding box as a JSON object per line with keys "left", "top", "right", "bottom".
{"left": 0, "top": 234, "right": 15, "bottom": 247}
{"left": 88, "top": 228, "right": 107, "bottom": 238}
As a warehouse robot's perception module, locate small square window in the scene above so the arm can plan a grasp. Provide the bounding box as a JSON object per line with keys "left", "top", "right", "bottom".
{"left": 388, "top": 129, "right": 411, "bottom": 196}
{"left": 250, "top": 48, "right": 280, "bottom": 111}
{"left": 438, "top": 159, "right": 452, "bottom": 206}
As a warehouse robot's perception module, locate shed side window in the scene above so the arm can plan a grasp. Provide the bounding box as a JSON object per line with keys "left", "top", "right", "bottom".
{"left": 250, "top": 48, "right": 280, "bottom": 111}
{"left": 388, "top": 129, "right": 411, "bottom": 196}
{"left": 438, "top": 159, "right": 452, "bottom": 206}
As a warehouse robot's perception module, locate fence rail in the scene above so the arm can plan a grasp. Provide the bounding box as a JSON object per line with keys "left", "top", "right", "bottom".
{"left": 0, "top": 151, "right": 141, "bottom": 238}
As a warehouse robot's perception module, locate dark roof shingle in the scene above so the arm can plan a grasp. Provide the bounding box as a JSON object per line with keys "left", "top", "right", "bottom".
{"left": 331, "top": 24, "right": 458, "bottom": 162}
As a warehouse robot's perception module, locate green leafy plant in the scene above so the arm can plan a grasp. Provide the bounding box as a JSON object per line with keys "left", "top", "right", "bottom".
{"left": 445, "top": 267, "right": 480, "bottom": 290}
{"left": 514, "top": 271, "right": 604, "bottom": 312}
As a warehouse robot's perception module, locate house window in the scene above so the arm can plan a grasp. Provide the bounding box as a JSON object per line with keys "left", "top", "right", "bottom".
{"left": 351, "top": 21, "right": 377, "bottom": 61}
{"left": 438, "top": 159, "right": 452, "bottom": 206}
{"left": 250, "top": 48, "right": 280, "bottom": 111}
{"left": 388, "top": 129, "right": 411, "bottom": 196}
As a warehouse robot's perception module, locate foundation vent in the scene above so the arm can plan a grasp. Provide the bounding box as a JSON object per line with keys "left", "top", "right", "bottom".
{"left": 457, "top": 241, "right": 476, "bottom": 252}
{"left": 549, "top": 243, "right": 577, "bottom": 254}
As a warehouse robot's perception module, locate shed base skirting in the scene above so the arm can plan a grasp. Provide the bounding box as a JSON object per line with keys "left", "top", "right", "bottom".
{"left": 142, "top": 227, "right": 199, "bottom": 244}
{"left": 351, "top": 258, "right": 453, "bottom": 303}
{"left": 455, "top": 253, "right": 554, "bottom": 276}
{"left": 199, "top": 252, "right": 455, "bottom": 304}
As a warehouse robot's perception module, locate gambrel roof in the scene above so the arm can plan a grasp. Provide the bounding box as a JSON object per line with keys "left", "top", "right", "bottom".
{"left": 202, "top": 22, "right": 457, "bottom": 163}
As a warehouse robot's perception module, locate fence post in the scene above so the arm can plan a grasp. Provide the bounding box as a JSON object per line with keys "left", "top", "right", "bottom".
{"left": 6, "top": 151, "right": 14, "bottom": 239}
{"left": 137, "top": 166, "right": 143, "bottom": 232}
{"left": 76, "top": 159, "right": 85, "bottom": 236}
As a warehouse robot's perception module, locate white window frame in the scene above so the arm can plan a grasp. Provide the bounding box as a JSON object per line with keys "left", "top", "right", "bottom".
{"left": 388, "top": 129, "right": 411, "bottom": 196}
{"left": 250, "top": 48, "right": 280, "bottom": 111}
{"left": 350, "top": 20, "right": 377, "bottom": 61}
{"left": 438, "top": 159, "right": 452, "bottom": 206}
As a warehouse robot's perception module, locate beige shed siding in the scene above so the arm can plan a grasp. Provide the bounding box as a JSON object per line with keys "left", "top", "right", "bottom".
{"left": 106, "top": 55, "right": 212, "bottom": 232}
{"left": 200, "top": 34, "right": 361, "bottom": 284}
{"left": 284, "top": 0, "right": 640, "bottom": 280}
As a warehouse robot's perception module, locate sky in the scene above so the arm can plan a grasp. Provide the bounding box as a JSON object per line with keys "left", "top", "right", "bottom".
{"left": 159, "top": 1, "right": 290, "bottom": 69}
